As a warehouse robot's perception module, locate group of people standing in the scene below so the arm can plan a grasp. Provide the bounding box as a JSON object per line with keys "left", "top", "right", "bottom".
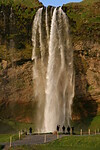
{"left": 57, "top": 125, "right": 75, "bottom": 134}
{"left": 27, "top": 126, "right": 74, "bottom": 135}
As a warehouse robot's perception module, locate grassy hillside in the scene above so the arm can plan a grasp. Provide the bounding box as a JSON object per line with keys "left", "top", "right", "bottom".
{"left": 63, "top": 0, "right": 100, "bottom": 43}
{"left": 0, "top": 0, "right": 42, "bottom": 8}
{"left": 0, "top": 119, "right": 35, "bottom": 134}
{"left": 9, "top": 135, "right": 100, "bottom": 150}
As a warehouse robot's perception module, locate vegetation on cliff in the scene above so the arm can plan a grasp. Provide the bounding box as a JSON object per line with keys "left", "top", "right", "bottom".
{"left": 63, "top": 0, "right": 100, "bottom": 43}
{"left": 0, "top": 0, "right": 42, "bottom": 8}
{"left": 0, "top": 0, "right": 43, "bottom": 62}
{"left": 0, "top": 0, "right": 100, "bottom": 62}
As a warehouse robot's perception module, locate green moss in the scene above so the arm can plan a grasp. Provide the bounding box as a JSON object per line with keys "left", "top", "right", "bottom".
{"left": 87, "top": 85, "right": 94, "bottom": 92}
{"left": 81, "top": 0, "right": 99, "bottom": 5}
{"left": 0, "top": 0, "right": 100, "bottom": 63}
{"left": 63, "top": 0, "right": 100, "bottom": 43}
{"left": 0, "top": 0, "right": 42, "bottom": 62}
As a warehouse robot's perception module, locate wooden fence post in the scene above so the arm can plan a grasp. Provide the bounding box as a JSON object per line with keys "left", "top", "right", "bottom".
{"left": 70, "top": 128, "right": 72, "bottom": 135}
{"left": 44, "top": 134, "right": 47, "bottom": 143}
{"left": 88, "top": 129, "right": 90, "bottom": 135}
{"left": 95, "top": 129, "right": 96, "bottom": 135}
{"left": 80, "top": 129, "right": 82, "bottom": 135}
{"left": 19, "top": 131, "right": 21, "bottom": 140}
{"left": 21, "top": 129, "right": 23, "bottom": 135}
{"left": 38, "top": 129, "right": 39, "bottom": 135}
{"left": 57, "top": 132, "right": 59, "bottom": 139}
{"left": 10, "top": 136, "right": 12, "bottom": 148}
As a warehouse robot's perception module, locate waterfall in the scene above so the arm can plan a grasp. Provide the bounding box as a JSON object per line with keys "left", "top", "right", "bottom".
{"left": 32, "top": 7, "right": 74, "bottom": 132}
{"left": 45, "top": 7, "right": 49, "bottom": 44}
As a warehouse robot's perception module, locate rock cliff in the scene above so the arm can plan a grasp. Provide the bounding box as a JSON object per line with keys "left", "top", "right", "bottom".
{"left": 0, "top": 0, "right": 100, "bottom": 127}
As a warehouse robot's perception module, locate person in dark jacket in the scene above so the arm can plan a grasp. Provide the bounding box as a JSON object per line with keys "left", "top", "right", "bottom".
{"left": 57, "top": 125, "right": 60, "bottom": 132}
{"left": 29, "top": 127, "right": 32, "bottom": 134}
{"left": 62, "top": 126, "right": 65, "bottom": 134}
{"left": 67, "top": 126, "right": 70, "bottom": 134}
{"left": 71, "top": 127, "right": 75, "bottom": 134}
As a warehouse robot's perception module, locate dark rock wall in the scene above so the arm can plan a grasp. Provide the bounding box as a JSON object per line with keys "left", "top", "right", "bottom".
{"left": 0, "top": 3, "right": 39, "bottom": 121}
{"left": 73, "top": 41, "right": 100, "bottom": 121}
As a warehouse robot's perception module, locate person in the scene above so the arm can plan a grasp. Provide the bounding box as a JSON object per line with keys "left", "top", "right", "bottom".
{"left": 29, "top": 127, "right": 32, "bottom": 135}
{"left": 62, "top": 126, "right": 65, "bottom": 134}
{"left": 57, "top": 125, "right": 60, "bottom": 132}
{"left": 67, "top": 126, "right": 70, "bottom": 134}
{"left": 71, "top": 127, "right": 74, "bottom": 134}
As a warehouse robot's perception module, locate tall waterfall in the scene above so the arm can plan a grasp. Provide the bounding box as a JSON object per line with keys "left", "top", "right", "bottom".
{"left": 32, "top": 7, "right": 74, "bottom": 132}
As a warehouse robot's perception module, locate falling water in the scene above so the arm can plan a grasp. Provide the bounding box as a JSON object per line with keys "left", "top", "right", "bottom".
{"left": 45, "top": 7, "right": 49, "bottom": 43}
{"left": 32, "top": 7, "right": 74, "bottom": 132}
{"left": 32, "top": 8, "right": 47, "bottom": 131}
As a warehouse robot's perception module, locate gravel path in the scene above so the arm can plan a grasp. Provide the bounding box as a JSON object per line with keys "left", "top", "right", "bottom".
{"left": 0, "top": 134, "right": 65, "bottom": 148}
{"left": 12, "top": 134, "right": 64, "bottom": 146}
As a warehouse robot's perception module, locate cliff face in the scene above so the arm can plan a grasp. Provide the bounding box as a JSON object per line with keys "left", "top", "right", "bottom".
{"left": 73, "top": 41, "right": 100, "bottom": 120}
{"left": 0, "top": 0, "right": 42, "bottom": 121}
{"left": 63, "top": 0, "right": 100, "bottom": 120}
{"left": 0, "top": 0, "right": 100, "bottom": 124}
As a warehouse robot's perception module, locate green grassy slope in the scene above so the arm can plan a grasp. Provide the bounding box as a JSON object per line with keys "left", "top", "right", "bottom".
{"left": 63, "top": 0, "right": 100, "bottom": 43}
{"left": 0, "top": 133, "right": 18, "bottom": 143}
{"left": 0, "top": 119, "right": 35, "bottom": 134}
{"left": 71, "top": 115, "right": 100, "bottom": 133}
{"left": 0, "top": 0, "right": 42, "bottom": 8}
{"left": 9, "top": 135, "right": 100, "bottom": 150}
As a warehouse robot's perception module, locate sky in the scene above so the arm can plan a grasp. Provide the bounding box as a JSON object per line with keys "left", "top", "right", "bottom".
{"left": 39, "top": 0, "right": 82, "bottom": 7}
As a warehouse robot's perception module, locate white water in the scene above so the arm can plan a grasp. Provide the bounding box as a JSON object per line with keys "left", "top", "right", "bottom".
{"left": 32, "top": 7, "right": 74, "bottom": 132}
{"left": 45, "top": 7, "right": 50, "bottom": 44}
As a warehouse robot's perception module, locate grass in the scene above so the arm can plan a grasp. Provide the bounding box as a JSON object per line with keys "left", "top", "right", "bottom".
{"left": 89, "top": 115, "right": 100, "bottom": 131}
{"left": 0, "top": 119, "right": 35, "bottom": 135}
{"left": 0, "top": 133, "right": 20, "bottom": 143}
{"left": 0, "top": 134, "right": 11, "bottom": 143}
{"left": 9, "top": 135, "right": 100, "bottom": 150}
{"left": 0, "top": 132, "right": 26, "bottom": 146}
{"left": 63, "top": 0, "right": 100, "bottom": 43}
{"left": 81, "top": 0, "right": 100, "bottom": 5}
{"left": 71, "top": 115, "right": 100, "bottom": 134}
